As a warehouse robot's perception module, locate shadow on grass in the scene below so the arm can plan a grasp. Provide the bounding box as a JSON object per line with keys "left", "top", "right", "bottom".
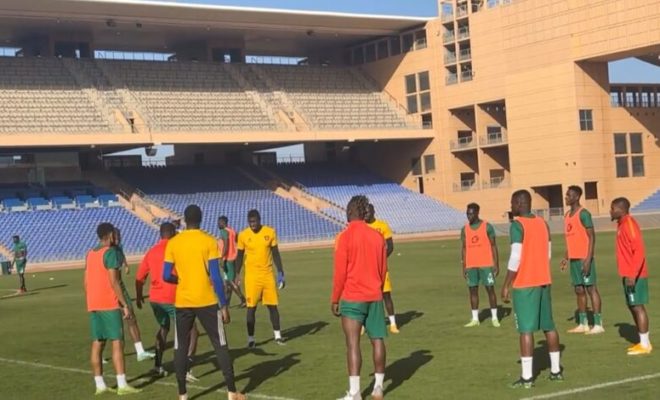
{"left": 257, "top": 320, "right": 329, "bottom": 346}
{"left": 190, "top": 353, "right": 301, "bottom": 400}
{"left": 396, "top": 311, "right": 424, "bottom": 329}
{"left": 615, "top": 322, "right": 638, "bottom": 344}
{"left": 479, "top": 306, "right": 512, "bottom": 322}
{"left": 196, "top": 347, "right": 276, "bottom": 379}
{"left": 514, "top": 340, "right": 566, "bottom": 380}
{"left": 361, "top": 350, "right": 433, "bottom": 398}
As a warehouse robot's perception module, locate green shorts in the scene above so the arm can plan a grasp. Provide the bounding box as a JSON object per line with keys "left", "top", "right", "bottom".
{"left": 570, "top": 259, "right": 597, "bottom": 286}
{"left": 90, "top": 310, "right": 124, "bottom": 341}
{"left": 14, "top": 260, "right": 26, "bottom": 274}
{"left": 623, "top": 278, "right": 649, "bottom": 306}
{"left": 513, "top": 286, "right": 556, "bottom": 333}
{"left": 224, "top": 260, "right": 236, "bottom": 282}
{"left": 466, "top": 267, "right": 496, "bottom": 287}
{"left": 151, "top": 302, "right": 176, "bottom": 329}
{"left": 340, "top": 300, "right": 388, "bottom": 339}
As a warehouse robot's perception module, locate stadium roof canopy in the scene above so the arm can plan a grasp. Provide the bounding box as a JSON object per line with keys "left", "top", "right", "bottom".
{"left": 0, "top": 0, "right": 430, "bottom": 54}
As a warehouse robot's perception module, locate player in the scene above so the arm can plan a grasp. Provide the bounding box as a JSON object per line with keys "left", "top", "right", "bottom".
{"left": 84, "top": 223, "right": 141, "bottom": 395}
{"left": 333, "top": 195, "right": 388, "bottom": 400}
{"left": 461, "top": 203, "right": 500, "bottom": 327}
{"left": 365, "top": 204, "right": 399, "bottom": 334}
{"left": 501, "top": 190, "right": 563, "bottom": 388}
{"left": 235, "top": 209, "right": 286, "bottom": 348}
{"left": 561, "top": 186, "right": 603, "bottom": 334}
{"left": 11, "top": 235, "right": 27, "bottom": 293}
{"left": 163, "top": 205, "right": 245, "bottom": 400}
{"left": 113, "top": 228, "right": 156, "bottom": 362}
{"left": 610, "top": 197, "right": 652, "bottom": 355}
{"left": 135, "top": 222, "right": 200, "bottom": 380}
{"left": 218, "top": 216, "right": 246, "bottom": 307}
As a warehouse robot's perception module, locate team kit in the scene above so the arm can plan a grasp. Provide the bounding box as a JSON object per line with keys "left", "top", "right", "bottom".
{"left": 22, "top": 184, "right": 646, "bottom": 399}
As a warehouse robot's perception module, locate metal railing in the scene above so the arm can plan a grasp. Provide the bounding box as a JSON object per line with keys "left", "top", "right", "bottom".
{"left": 450, "top": 136, "right": 477, "bottom": 150}
{"left": 453, "top": 180, "right": 478, "bottom": 192}
{"left": 442, "top": 12, "right": 454, "bottom": 22}
{"left": 444, "top": 53, "right": 457, "bottom": 64}
{"left": 458, "top": 27, "right": 470, "bottom": 40}
{"left": 532, "top": 207, "right": 565, "bottom": 220}
{"left": 480, "top": 131, "right": 507, "bottom": 146}
{"left": 457, "top": 6, "right": 469, "bottom": 17}
{"left": 446, "top": 74, "right": 458, "bottom": 85}
{"left": 482, "top": 177, "right": 509, "bottom": 189}
{"left": 461, "top": 70, "right": 473, "bottom": 81}
{"left": 459, "top": 48, "right": 472, "bottom": 61}
{"left": 443, "top": 32, "right": 456, "bottom": 43}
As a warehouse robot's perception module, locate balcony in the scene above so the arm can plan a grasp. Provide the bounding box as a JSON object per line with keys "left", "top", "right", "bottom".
{"left": 480, "top": 131, "right": 508, "bottom": 147}
{"left": 456, "top": 6, "right": 469, "bottom": 18}
{"left": 482, "top": 177, "right": 509, "bottom": 189}
{"left": 459, "top": 48, "right": 472, "bottom": 61}
{"left": 450, "top": 136, "right": 477, "bottom": 151}
{"left": 446, "top": 74, "right": 458, "bottom": 85}
{"left": 461, "top": 70, "right": 473, "bottom": 82}
{"left": 443, "top": 32, "right": 456, "bottom": 44}
{"left": 457, "top": 27, "right": 470, "bottom": 40}
{"left": 453, "top": 179, "right": 478, "bottom": 192}
{"left": 444, "top": 53, "right": 457, "bottom": 64}
{"left": 442, "top": 12, "right": 454, "bottom": 22}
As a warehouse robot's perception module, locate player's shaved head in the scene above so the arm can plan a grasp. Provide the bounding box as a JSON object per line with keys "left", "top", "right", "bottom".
{"left": 218, "top": 216, "right": 228, "bottom": 224}
{"left": 248, "top": 209, "right": 262, "bottom": 232}
{"left": 184, "top": 204, "right": 202, "bottom": 227}
{"left": 160, "top": 222, "right": 176, "bottom": 239}
{"left": 610, "top": 196, "right": 631, "bottom": 222}
{"left": 612, "top": 197, "right": 630, "bottom": 211}
{"left": 347, "top": 195, "right": 370, "bottom": 222}
{"left": 97, "top": 223, "right": 114, "bottom": 240}
{"left": 567, "top": 185, "right": 582, "bottom": 197}
{"left": 467, "top": 203, "right": 480, "bottom": 212}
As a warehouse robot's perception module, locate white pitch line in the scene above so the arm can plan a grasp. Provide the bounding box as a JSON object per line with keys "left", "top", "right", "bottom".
{"left": 520, "top": 372, "right": 660, "bottom": 400}
{"left": 0, "top": 357, "right": 299, "bottom": 400}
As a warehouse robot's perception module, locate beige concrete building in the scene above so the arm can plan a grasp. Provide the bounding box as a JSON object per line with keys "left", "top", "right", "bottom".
{"left": 0, "top": 0, "right": 658, "bottom": 221}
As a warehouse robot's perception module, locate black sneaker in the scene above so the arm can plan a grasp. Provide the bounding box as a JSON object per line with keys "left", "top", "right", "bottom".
{"left": 509, "top": 377, "right": 534, "bottom": 389}
{"left": 248, "top": 340, "right": 256, "bottom": 349}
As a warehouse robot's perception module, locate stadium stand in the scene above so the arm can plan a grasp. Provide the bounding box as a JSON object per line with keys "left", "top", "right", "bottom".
{"left": 113, "top": 165, "right": 344, "bottom": 242}
{"left": 0, "top": 182, "right": 120, "bottom": 211}
{"left": 0, "top": 207, "right": 157, "bottom": 263}
{"left": 633, "top": 188, "right": 660, "bottom": 212}
{"left": 0, "top": 57, "right": 115, "bottom": 133}
{"left": 268, "top": 163, "right": 465, "bottom": 233}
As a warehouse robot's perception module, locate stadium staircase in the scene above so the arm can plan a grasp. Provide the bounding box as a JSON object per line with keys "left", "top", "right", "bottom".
{"left": 632, "top": 188, "right": 660, "bottom": 213}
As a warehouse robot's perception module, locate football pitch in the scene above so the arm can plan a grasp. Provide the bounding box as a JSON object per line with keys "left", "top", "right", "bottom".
{"left": 1, "top": 230, "right": 658, "bottom": 400}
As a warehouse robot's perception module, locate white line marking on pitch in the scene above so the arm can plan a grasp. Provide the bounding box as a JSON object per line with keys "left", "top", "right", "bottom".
{"left": 0, "top": 357, "right": 299, "bottom": 400}
{"left": 520, "top": 372, "right": 660, "bottom": 400}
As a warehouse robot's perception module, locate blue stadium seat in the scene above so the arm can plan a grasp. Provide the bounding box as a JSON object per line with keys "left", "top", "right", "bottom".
{"left": 633, "top": 189, "right": 660, "bottom": 212}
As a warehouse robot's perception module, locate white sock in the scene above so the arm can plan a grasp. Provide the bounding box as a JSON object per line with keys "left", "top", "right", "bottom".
{"left": 640, "top": 332, "right": 651, "bottom": 347}
{"left": 491, "top": 308, "right": 498, "bottom": 320}
{"left": 549, "top": 351, "right": 561, "bottom": 374}
{"left": 521, "top": 357, "right": 533, "bottom": 380}
{"left": 349, "top": 376, "right": 360, "bottom": 396}
{"left": 179, "top": 395, "right": 188, "bottom": 400}
{"left": 274, "top": 330, "right": 282, "bottom": 340}
{"left": 374, "top": 372, "right": 385, "bottom": 389}
{"left": 94, "top": 376, "right": 107, "bottom": 390}
{"left": 248, "top": 336, "right": 255, "bottom": 343}
{"left": 388, "top": 315, "right": 397, "bottom": 326}
{"left": 134, "top": 342, "right": 145, "bottom": 354}
{"left": 116, "top": 374, "right": 128, "bottom": 389}
{"left": 471, "top": 309, "right": 479, "bottom": 321}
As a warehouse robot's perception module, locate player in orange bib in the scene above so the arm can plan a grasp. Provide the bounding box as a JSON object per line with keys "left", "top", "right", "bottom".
{"left": 461, "top": 203, "right": 500, "bottom": 327}
{"left": 218, "top": 216, "right": 246, "bottom": 307}
{"left": 501, "top": 190, "right": 563, "bottom": 388}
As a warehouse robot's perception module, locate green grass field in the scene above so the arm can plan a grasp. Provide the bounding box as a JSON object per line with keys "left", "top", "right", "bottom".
{"left": 1, "top": 230, "right": 658, "bottom": 400}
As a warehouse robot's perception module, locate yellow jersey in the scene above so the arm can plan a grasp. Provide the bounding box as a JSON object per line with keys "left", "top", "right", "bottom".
{"left": 368, "top": 219, "right": 393, "bottom": 240}
{"left": 237, "top": 225, "right": 278, "bottom": 276}
{"left": 164, "top": 229, "right": 220, "bottom": 308}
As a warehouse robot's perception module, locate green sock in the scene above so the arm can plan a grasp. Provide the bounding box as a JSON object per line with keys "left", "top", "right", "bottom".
{"left": 579, "top": 312, "right": 588, "bottom": 326}
{"left": 594, "top": 313, "right": 602, "bottom": 326}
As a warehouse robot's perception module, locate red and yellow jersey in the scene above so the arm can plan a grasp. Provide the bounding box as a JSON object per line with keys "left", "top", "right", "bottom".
{"left": 332, "top": 221, "right": 387, "bottom": 303}
{"left": 237, "top": 225, "right": 278, "bottom": 276}
{"left": 512, "top": 216, "right": 551, "bottom": 289}
{"left": 464, "top": 221, "right": 494, "bottom": 268}
{"left": 616, "top": 215, "right": 648, "bottom": 279}
{"left": 367, "top": 219, "right": 393, "bottom": 240}
{"left": 136, "top": 239, "right": 176, "bottom": 304}
{"left": 85, "top": 246, "right": 120, "bottom": 312}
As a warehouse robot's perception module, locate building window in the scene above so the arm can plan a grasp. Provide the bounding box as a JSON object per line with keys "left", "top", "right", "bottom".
{"left": 415, "top": 30, "right": 427, "bottom": 50}
{"left": 614, "top": 133, "right": 627, "bottom": 154}
{"left": 421, "top": 113, "right": 433, "bottom": 129}
{"left": 390, "top": 36, "right": 401, "bottom": 56}
{"left": 632, "top": 156, "right": 645, "bottom": 177}
{"left": 615, "top": 157, "right": 629, "bottom": 178}
{"left": 579, "top": 109, "right": 593, "bottom": 131}
{"left": 423, "top": 154, "right": 436, "bottom": 174}
{"left": 377, "top": 40, "right": 388, "bottom": 60}
{"left": 402, "top": 33, "right": 414, "bottom": 53}
{"left": 405, "top": 74, "right": 417, "bottom": 94}
{"left": 584, "top": 181, "right": 598, "bottom": 200}
{"left": 614, "top": 132, "right": 645, "bottom": 178}
{"left": 630, "top": 133, "right": 643, "bottom": 154}
{"left": 411, "top": 157, "right": 422, "bottom": 176}
{"left": 365, "top": 44, "right": 376, "bottom": 63}
{"left": 418, "top": 71, "right": 430, "bottom": 91}
{"left": 407, "top": 95, "right": 418, "bottom": 114}
{"left": 404, "top": 71, "right": 432, "bottom": 114}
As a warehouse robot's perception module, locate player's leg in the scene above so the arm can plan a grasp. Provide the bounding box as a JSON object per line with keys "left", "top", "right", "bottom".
{"left": 511, "top": 288, "right": 541, "bottom": 388}
{"left": 90, "top": 339, "right": 111, "bottom": 394}
{"left": 483, "top": 268, "right": 499, "bottom": 327}
{"left": 382, "top": 272, "right": 398, "bottom": 333}
{"left": 339, "top": 301, "right": 365, "bottom": 400}
{"left": 174, "top": 308, "right": 195, "bottom": 399}
{"left": 150, "top": 303, "right": 170, "bottom": 374}
{"left": 539, "top": 285, "right": 562, "bottom": 380}
{"left": 365, "top": 301, "right": 387, "bottom": 399}
{"left": 464, "top": 268, "right": 480, "bottom": 327}
{"left": 584, "top": 261, "right": 603, "bottom": 333}
{"left": 122, "top": 283, "right": 155, "bottom": 361}
{"left": 263, "top": 274, "right": 284, "bottom": 344}
{"left": 627, "top": 277, "right": 651, "bottom": 355}
{"left": 19, "top": 272, "right": 26, "bottom": 292}
{"left": 245, "top": 274, "right": 261, "bottom": 347}
{"left": 195, "top": 305, "right": 241, "bottom": 398}
{"left": 102, "top": 310, "right": 140, "bottom": 395}
{"left": 186, "top": 323, "right": 200, "bottom": 382}
{"left": 568, "top": 260, "right": 589, "bottom": 332}
{"left": 246, "top": 307, "right": 257, "bottom": 348}
{"left": 230, "top": 281, "right": 247, "bottom": 307}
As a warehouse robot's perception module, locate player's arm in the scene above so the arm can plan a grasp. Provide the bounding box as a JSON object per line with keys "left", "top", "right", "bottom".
{"left": 208, "top": 258, "right": 228, "bottom": 307}
{"left": 582, "top": 210, "right": 595, "bottom": 276}
{"left": 626, "top": 221, "right": 645, "bottom": 286}
{"left": 162, "top": 241, "right": 178, "bottom": 284}
{"left": 331, "top": 233, "right": 348, "bottom": 317}
{"left": 385, "top": 238, "right": 394, "bottom": 258}
{"left": 105, "top": 249, "right": 131, "bottom": 319}
{"left": 460, "top": 228, "right": 467, "bottom": 278}
{"left": 135, "top": 254, "right": 150, "bottom": 309}
{"left": 220, "top": 232, "right": 229, "bottom": 260}
{"left": 488, "top": 224, "right": 500, "bottom": 276}
{"left": 501, "top": 221, "right": 523, "bottom": 303}
{"left": 272, "top": 246, "right": 286, "bottom": 289}
{"left": 234, "top": 249, "right": 244, "bottom": 280}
